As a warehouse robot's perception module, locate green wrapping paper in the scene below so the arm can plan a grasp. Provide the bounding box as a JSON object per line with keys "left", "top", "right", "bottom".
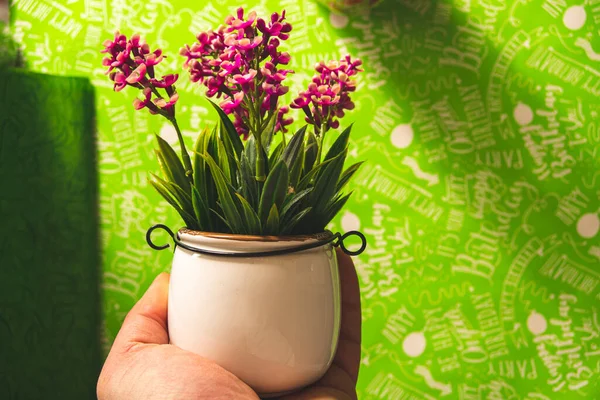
{"left": 0, "top": 70, "right": 100, "bottom": 399}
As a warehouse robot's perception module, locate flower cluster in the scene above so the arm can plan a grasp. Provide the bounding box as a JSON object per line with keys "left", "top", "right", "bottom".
{"left": 180, "top": 8, "right": 293, "bottom": 138}
{"left": 102, "top": 32, "right": 179, "bottom": 117}
{"left": 291, "top": 55, "right": 362, "bottom": 134}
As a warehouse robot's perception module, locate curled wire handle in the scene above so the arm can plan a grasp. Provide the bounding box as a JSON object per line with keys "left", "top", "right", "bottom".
{"left": 334, "top": 230, "right": 368, "bottom": 256}
{"left": 146, "top": 224, "right": 367, "bottom": 257}
{"left": 146, "top": 224, "right": 175, "bottom": 251}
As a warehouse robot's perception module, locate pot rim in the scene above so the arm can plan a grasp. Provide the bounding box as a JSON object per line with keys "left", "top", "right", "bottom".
{"left": 178, "top": 228, "right": 334, "bottom": 243}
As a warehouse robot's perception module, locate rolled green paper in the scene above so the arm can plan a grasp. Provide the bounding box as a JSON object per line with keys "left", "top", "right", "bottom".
{"left": 0, "top": 69, "right": 100, "bottom": 399}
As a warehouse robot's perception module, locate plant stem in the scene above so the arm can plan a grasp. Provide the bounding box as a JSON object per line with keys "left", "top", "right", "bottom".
{"left": 316, "top": 123, "right": 327, "bottom": 164}
{"left": 170, "top": 118, "right": 194, "bottom": 182}
{"left": 255, "top": 136, "right": 266, "bottom": 182}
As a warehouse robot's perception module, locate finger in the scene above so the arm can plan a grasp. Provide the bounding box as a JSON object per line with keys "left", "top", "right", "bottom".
{"left": 334, "top": 249, "right": 361, "bottom": 383}
{"left": 113, "top": 272, "right": 171, "bottom": 352}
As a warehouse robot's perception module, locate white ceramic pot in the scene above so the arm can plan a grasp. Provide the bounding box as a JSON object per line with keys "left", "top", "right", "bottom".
{"left": 167, "top": 229, "right": 342, "bottom": 397}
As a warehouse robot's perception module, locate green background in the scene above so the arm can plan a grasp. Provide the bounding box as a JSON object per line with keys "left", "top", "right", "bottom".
{"left": 8, "top": 0, "right": 600, "bottom": 398}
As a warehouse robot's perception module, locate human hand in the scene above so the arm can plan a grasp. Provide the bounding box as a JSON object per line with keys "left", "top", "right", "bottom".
{"left": 97, "top": 272, "right": 259, "bottom": 400}
{"left": 97, "top": 248, "right": 361, "bottom": 400}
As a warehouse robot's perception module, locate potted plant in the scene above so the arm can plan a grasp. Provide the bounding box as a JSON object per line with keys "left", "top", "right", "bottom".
{"left": 101, "top": 8, "right": 366, "bottom": 397}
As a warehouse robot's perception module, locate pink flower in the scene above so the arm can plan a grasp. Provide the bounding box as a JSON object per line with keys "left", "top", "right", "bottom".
{"left": 101, "top": 31, "right": 127, "bottom": 54}
{"left": 126, "top": 63, "right": 147, "bottom": 84}
{"left": 220, "top": 91, "right": 244, "bottom": 114}
{"left": 133, "top": 87, "right": 152, "bottom": 110}
{"left": 233, "top": 112, "right": 250, "bottom": 139}
{"left": 182, "top": 9, "right": 294, "bottom": 137}
{"left": 111, "top": 71, "right": 128, "bottom": 92}
{"left": 275, "top": 106, "right": 293, "bottom": 133}
{"left": 232, "top": 69, "right": 256, "bottom": 85}
{"left": 155, "top": 92, "right": 179, "bottom": 110}
{"left": 219, "top": 53, "right": 242, "bottom": 76}
{"left": 256, "top": 11, "right": 292, "bottom": 40}
{"left": 150, "top": 74, "right": 178, "bottom": 88}
{"left": 290, "top": 55, "right": 362, "bottom": 133}
{"left": 145, "top": 49, "right": 164, "bottom": 67}
{"left": 290, "top": 95, "right": 311, "bottom": 109}
{"left": 225, "top": 35, "right": 263, "bottom": 51}
{"left": 275, "top": 51, "right": 291, "bottom": 65}
{"left": 225, "top": 7, "right": 257, "bottom": 31}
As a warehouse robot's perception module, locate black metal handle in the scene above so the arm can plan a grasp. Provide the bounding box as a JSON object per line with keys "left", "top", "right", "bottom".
{"left": 145, "top": 224, "right": 367, "bottom": 257}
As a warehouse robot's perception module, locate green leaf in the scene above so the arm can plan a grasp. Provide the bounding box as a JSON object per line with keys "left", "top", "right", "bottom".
{"left": 323, "top": 124, "right": 352, "bottom": 163}
{"left": 240, "top": 152, "right": 258, "bottom": 209}
{"left": 208, "top": 99, "right": 243, "bottom": 159}
{"left": 303, "top": 130, "right": 318, "bottom": 176}
{"left": 261, "top": 112, "right": 277, "bottom": 153}
{"left": 150, "top": 173, "right": 192, "bottom": 212}
{"left": 289, "top": 140, "right": 305, "bottom": 189}
{"left": 337, "top": 161, "right": 364, "bottom": 192}
{"left": 155, "top": 135, "right": 190, "bottom": 192}
{"left": 280, "top": 207, "right": 312, "bottom": 235}
{"left": 296, "top": 156, "right": 335, "bottom": 192}
{"left": 201, "top": 153, "right": 244, "bottom": 233}
{"left": 280, "top": 187, "right": 313, "bottom": 224}
{"left": 321, "top": 191, "right": 352, "bottom": 229}
{"left": 193, "top": 127, "right": 209, "bottom": 194}
{"left": 258, "top": 160, "right": 289, "bottom": 222}
{"left": 204, "top": 126, "right": 219, "bottom": 215}
{"left": 268, "top": 142, "right": 284, "bottom": 168}
{"left": 281, "top": 125, "right": 307, "bottom": 168}
{"left": 245, "top": 135, "right": 257, "bottom": 177}
{"left": 217, "top": 138, "right": 232, "bottom": 184}
{"left": 149, "top": 174, "right": 198, "bottom": 229}
{"left": 311, "top": 150, "right": 347, "bottom": 215}
{"left": 281, "top": 126, "right": 306, "bottom": 189}
{"left": 210, "top": 208, "right": 233, "bottom": 233}
{"left": 220, "top": 123, "right": 240, "bottom": 184}
{"left": 235, "top": 193, "right": 261, "bottom": 233}
{"left": 264, "top": 204, "right": 280, "bottom": 235}
{"left": 192, "top": 186, "right": 212, "bottom": 231}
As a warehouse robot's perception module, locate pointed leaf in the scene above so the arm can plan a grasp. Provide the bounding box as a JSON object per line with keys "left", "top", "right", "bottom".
{"left": 201, "top": 153, "right": 244, "bottom": 233}
{"left": 258, "top": 160, "right": 289, "bottom": 222}
{"left": 240, "top": 153, "right": 258, "bottom": 209}
{"left": 281, "top": 126, "right": 307, "bottom": 168}
{"left": 297, "top": 156, "right": 335, "bottom": 192}
{"left": 280, "top": 187, "right": 313, "bottom": 223}
{"left": 264, "top": 204, "right": 280, "bottom": 235}
{"left": 220, "top": 121, "right": 241, "bottom": 183}
{"left": 149, "top": 175, "right": 197, "bottom": 229}
{"left": 245, "top": 135, "right": 257, "bottom": 177}
{"left": 155, "top": 135, "right": 190, "bottom": 192}
{"left": 337, "top": 161, "right": 364, "bottom": 192}
{"left": 217, "top": 138, "right": 232, "bottom": 184}
{"left": 261, "top": 112, "right": 277, "bottom": 153}
{"left": 280, "top": 207, "right": 312, "bottom": 235}
{"left": 303, "top": 130, "right": 318, "bottom": 176}
{"left": 322, "top": 192, "right": 352, "bottom": 229}
{"left": 311, "top": 151, "right": 347, "bottom": 215}
{"left": 268, "top": 142, "right": 284, "bottom": 168}
{"left": 210, "top": 208, "right": 233, "bottom": 233}
{"left": 150, "top": 173, "right": 193, "bottom": 213}
{"left": 289, "top": 140, "right": 305, "bottom": 189}
{"left": 193, "top": 127, "right": 209, "bottom": 193}
{"left": 192, "top": 186, "right": 212, "bottom": 231}
{"left": 235, "top": 193, "right": 261, "bottom": 233}
{"left": 208, "top": 99, "right": 243, "bottom": 158}
{"left": 323, "top": 124, "right": 352, "bottom": 163}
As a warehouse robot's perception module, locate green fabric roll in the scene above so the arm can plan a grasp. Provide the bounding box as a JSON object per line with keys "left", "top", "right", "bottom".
{"left": 0, "top": 69, "right": 100, "bottom": 399}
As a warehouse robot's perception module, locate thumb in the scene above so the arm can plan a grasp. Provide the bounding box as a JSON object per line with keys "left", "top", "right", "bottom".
{"left": 113, "top": 272, "right": 171, "bottom": 351}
